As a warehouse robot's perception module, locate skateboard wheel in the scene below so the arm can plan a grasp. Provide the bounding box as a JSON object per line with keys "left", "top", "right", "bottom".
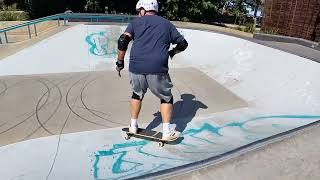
{"left": 124, "top": 134, "right": 130, "bottom": 140}
{"left": 158, "top": 142, "right": 164, "bottom": 147}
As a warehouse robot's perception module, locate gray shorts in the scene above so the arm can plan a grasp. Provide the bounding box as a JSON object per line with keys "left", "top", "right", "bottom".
{"left": 129, "top": 72, "right": 173, "bottom": 102}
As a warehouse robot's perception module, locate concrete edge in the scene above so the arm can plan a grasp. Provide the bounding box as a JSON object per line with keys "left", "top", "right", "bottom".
{"left": 134, "top": 23, "right": 320, "bottom": 63}
{"left": 253, "top": 32, "right": 320, "bottom": 50}
{"left": 250, "top": 39, "right": 320, "bottom": 63}
{"left": 173, "top": 22, "right": 253, "bottom": 39}
{"left": 127, "top": 120, "right": 320, "bottom": 180}
{"left": 172, "top": 23, "right": 319, "bottom": 63}
{"left": 2, "top": 21, "right": 318, "bottom": 63}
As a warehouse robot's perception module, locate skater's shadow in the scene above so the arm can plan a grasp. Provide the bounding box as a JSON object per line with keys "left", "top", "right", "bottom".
{"left": 146, "top": 94, "right": 208, "bottom": 133}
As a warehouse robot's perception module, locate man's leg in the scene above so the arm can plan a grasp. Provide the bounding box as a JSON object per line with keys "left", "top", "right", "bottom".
{"left": 129, "top": 73, "right": 147, "bottom": 133}
{"left": 129, "top": 98, "right": 142, "bottom": 133}
{"left": 160, "top": 100, "right": 173, "bottom": 124}
{"left": 131, "top": 98, "right": 142, "bottom": 120}
{"left": 160, "top": 98, "right": 176, "bottom": 138}
{"left": 147, "top": 74, "right": 179, "bottom": 140}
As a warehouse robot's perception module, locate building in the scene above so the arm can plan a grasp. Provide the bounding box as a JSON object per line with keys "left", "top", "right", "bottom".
{"left": 262, "top": 0, "right": 320, "bottom": 42}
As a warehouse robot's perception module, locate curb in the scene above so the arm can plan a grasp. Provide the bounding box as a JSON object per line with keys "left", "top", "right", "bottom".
{"left": 253, "top": 32, "right": 320, "bottom": 50}
{"left": 128, "top": 120, "right": 320, "bottom": 180}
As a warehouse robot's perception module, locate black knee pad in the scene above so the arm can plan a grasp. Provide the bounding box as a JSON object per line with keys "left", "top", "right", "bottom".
{"left": 132, "top": 92, "right": 143, "bottom": 101}
{"left": 161, "top": 97, "right": 173, "bottom": 104}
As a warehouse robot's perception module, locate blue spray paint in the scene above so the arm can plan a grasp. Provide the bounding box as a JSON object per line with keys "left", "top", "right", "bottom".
{"left": 93, "top": 139, "right": 190, "bottom": 179}
{"left": 85, "top": 30, "right": 119, "bottom": 57}
{"left": 93, "top": 114, "right": 320, "bottom": 179}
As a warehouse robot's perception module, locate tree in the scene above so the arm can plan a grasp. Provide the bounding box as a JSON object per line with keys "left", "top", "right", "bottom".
{"left": 0, "top": 0, "right": 5, "bottom": 9}
{"left": 3, "top": 0, "right": 27, "bottom": 10}
{"left": 162, "top": 0, "right": 228, "bottom": 23}
{"left": 27, "top": 0, "right": 87, "bottom": 18}
{"left": 84, "top": 0, "right": 100, "bottom": 13}
{"left": 245, "top": 0, "right": 263, "bottom": 17}
{"left": 10, "top": 0, "right": 256, "bottom": 24}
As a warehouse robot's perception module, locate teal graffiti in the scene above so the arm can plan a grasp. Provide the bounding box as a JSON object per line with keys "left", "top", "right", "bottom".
{"left": 180, "top": 115, "right": 320, "bottom": 147}
{"left": 85, "top": 31, "right": 118, "bottom": 57}
{"left": 225, "top": 115, "right": 320, "bottom": 137}
{"left": 93, "top": 114, "right": 320, "bottom": 179}
{"left": 93, "top": 141, "right": 147, "bottom": 179}
{"left": 219, "top": 115, "right": 320, "bottom": 131}
{"left": 93, "top": 139, "right": 189, "bottom": 179}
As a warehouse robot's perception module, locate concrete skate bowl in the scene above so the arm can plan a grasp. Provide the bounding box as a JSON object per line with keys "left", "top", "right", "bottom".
{"left": 0, "top": 24, "right": 320, "bottom": 180}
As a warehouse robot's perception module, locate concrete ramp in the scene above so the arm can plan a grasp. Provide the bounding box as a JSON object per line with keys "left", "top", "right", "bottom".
{"left": 0, "top": 68, "right": 247, "bottom": 146}
{"left": 0, "top": 24, "right": 319, "bottom": 179}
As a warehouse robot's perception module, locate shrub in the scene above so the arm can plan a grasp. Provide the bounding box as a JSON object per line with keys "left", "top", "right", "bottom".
{"left": 0, "top": 3, "right": 29, "bottom": 21}
{"left": 244, "top": 22, "right": 256, "bottom": 33}
{"left": 0, "top": 11, "right": 29, "bottom": 21}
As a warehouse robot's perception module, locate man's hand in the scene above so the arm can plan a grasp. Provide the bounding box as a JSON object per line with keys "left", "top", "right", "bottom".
{"left": 169, "top": 49, "right": 176, "bottom": 59}
{"left": 116, "top": 60, "right": 124, "bottom": 76}
{"left": 169, "top": 39, "right": 188, "bottom": 60}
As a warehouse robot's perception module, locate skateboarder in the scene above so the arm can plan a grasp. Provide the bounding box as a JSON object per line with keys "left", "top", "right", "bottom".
{"left": 116, "top": 0, "right": 188, "bottom": 141}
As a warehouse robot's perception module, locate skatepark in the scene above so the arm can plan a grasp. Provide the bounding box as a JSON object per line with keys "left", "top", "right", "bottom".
{"left": 0, "top": 20, "right": 320, "bottom": 179}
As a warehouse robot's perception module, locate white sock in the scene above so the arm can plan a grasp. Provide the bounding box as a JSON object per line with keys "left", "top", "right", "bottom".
{"left": 131, "top": 119, "right": 138, "bottom": 127}
{"left": 163, "top": 123, "right": 171, "bottom": 134}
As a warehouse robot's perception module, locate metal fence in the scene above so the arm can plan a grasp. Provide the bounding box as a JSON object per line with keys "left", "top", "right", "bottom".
{"left": 0, "top": 13, "right": 136, "bottom": 44}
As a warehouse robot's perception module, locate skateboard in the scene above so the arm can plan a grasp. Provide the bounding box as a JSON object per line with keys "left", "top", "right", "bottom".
{"left": 122, "top": 128, "right": 178, "bottom": 147}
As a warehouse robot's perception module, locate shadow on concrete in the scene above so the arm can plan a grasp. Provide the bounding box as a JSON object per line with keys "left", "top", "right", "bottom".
{"left": 146, "top": 94, "right": 208, "bottom": 133}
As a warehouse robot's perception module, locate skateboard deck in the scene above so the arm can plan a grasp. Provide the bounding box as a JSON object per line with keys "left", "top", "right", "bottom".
{"left": 122, "top": 128, "right": 178, "bottom": 147}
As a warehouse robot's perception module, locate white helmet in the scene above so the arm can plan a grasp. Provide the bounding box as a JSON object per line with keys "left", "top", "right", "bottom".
{"left": 136, "top": 0, "right": 159, "bottom": 12}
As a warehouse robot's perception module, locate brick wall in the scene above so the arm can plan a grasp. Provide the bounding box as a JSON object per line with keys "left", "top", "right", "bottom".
{"left": 262, "top": 0, "right": 320, "bottom": 42}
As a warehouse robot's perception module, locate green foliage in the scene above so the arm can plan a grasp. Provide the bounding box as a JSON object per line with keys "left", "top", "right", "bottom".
{"left": 27, "top": 0, "right": 88, "bottom": 18}
{"left": 2, "top": 0, "right": 27, "bottom": 10}
{"left": 244, "top": 22, "right": 255, "bottom": 33}
{"left": 0, "top": 0, "right": 261, "bottom": 25}
{"left": 226, "top": 0, "right": 248, "bottom": 25}
{"left": 27, "top": 0, "right": 138, "bottom": 17}
{"left": 234, "top": 18, "right": 256, "bottom": 33}
{"left": 0, "top": 11, "right": 29, "bottom": 21}
{"left": 0, "top": 3, "right": 29, "bottom": 20}
{"left": 84, "top": 0, "right": 100, "bottom": 13}
{"left": 162, "top": 0, "right": 227, "bottom": 23}
{"left": 229, "top": 0, "right": 247, "bottom": 15}
{"left": 245, "top": 0, "right": 263, "bottom": 17}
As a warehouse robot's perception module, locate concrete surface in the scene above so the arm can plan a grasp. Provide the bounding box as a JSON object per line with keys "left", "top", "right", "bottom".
{"left": 253, "top": 32, "right": 319, "bottom": 49}
{"left": 0, "top": 68, "right": 246, "bottom": 146}
{"left": 255, "top": 41, "right": 320, "bottom": 63}
{"left": 168, "top": 124, "right": 320, "bottom": 180}
{"left": 0, "top": 24, "right": 319, "bottom": 179}
{"left": 173, "top": 21, "right": 253, "bottom": 38}
{"left": 0, "top": 25, "right": 71, "bottom": 59}
{"left": 174, "top": 22, "right": 320, "bottom": 64}
{"left": 0, "top": 21, "right": 60, "bottom": 32}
